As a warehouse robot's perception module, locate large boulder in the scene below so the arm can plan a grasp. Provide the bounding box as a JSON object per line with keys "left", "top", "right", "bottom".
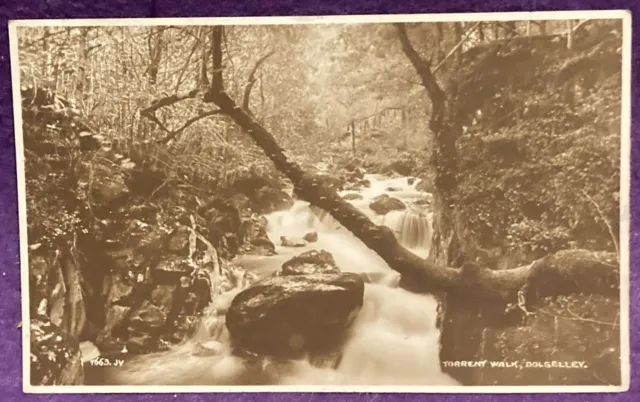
{"left": 369, "top": 194, "right": 406, "bottom": 215}
{"left": 344, "top": 179, "right": 371, "bottom": 191}
{"left": 226, "top": 273, "right": 364, "bottom": 357}
{"left": 277, "top": 250, "right": 340, "bottom": 276}
{"left": 30, "top": 316, "right": 84, "bottom": 386}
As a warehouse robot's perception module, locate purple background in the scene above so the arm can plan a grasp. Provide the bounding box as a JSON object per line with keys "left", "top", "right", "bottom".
{"left": 0, "top": 0, "right": 637, "bottom": 400}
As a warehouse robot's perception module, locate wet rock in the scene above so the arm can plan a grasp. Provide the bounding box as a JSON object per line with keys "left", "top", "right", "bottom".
{"left": 166, "top": 278, "right": 192, "bottom": 329}
{"left": 126, "top": 331, "right": 168, "bottom": 354}
{"left": 154, "top": 256, "right": 195, "bottom": 283}
{"left": 241, "top": 215, "right": 276, "bottom": 256}
{"left": 278, "top": 250, "right": 340, "bottom": 276}
{"left": 30, "top": 316, "right": 84, "bottom": 386}
{"left": 106, "top": 274, "right": 134, "bottom": 306}
{"left": 343, "top": 193, "right": 363, "bottom": 201}
{"left": 128, "top": 203, "right": 160, "bottom": 223}
{"left": 94, "top": 335, "right": 126, "bottom": 358}
{"left": 280, "top": 236, "right": 306, "bottom": 248}
{"left": 128, "top": 301, "right": 167, "bottom": 332}
{"left": 169, "top": 315, "right": 200, "bottom": 343}
{"left": 303, "top": 232, "right": 319, "bottom": 243}
{"left": 79, "top": 342, "right": 100, "bottom": 363}
{"left": 386, "top": 186, "right": 402, "bottom": 192}
{"left": 246, "top": 237, "right": 278, "bottom": 256}
{"left": 167, "top": 225, "right": 191, "bottom": 253}
{"left": 101, "top": 305, "right": 130, "bottom": 342}
{"left": 226, "top": 272, "right": 364, "bottom": 357}
{"left": 382, "top": 158, "right": 417, "bottom": 176}
{"left": 343, "top": 167, "right": 365, "bottom": 183}
{"left": 191, "top": 269, "right": 213, "bottom": 313}
{"left": 358, "top": 179, "right": 371, "bottom": 188}
{"left": 414, "top": 197, "right": 432, "bottom": 206}
{"left": 407, "top": 177, "right": 416, "bottom": 185}
{"left": 150, "top": 284, "right": 175, "bottom": 313}
{"left": 126, "top": 333, "right": 155, "bottom": 354}
{"left": 369, "top": 194, "right": 406, "bottom": 215}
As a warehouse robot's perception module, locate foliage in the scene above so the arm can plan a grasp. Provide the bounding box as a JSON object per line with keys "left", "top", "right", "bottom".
{"left": 491, "top": 294, "right": 620, "bottom": 385}
{"left": 451, "top": 25, "right": 621, "bottom": 267}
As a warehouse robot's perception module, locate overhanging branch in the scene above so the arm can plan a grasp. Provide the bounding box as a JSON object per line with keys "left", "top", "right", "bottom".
{"left": 140, "top": 88, "right": 200, "bottom": 117}
{"left": 243, "top": 50, "right": 275, "bottom": 115}
{"left": 156, "top": 109, "right": 223, "bottom": 144}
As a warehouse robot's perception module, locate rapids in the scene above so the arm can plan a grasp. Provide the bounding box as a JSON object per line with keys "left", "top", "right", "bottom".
{"left": 100, "top": 174, "right": 458, "bottom": 387}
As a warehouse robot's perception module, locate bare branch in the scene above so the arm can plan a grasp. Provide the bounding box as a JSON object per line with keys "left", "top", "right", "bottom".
{"left": 242, "top": 50, "right": 275, "bottom": 115}
{"left": 433, "top": 22, "right": 482, "bottom": 74}
{"left": 156, "top": 109, "right": 223, "bottom": 144}
{"left": 173, "top": 39, "right": 200, "bottom": 93}
{"left": 140, "top": 89, "right": 200, "bottom": 117}
{"left": 22, "top": 27, "right": 75, "bottom": 48}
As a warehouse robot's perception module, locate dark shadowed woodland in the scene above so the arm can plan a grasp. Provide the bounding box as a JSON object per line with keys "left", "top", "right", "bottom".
{"left": 17, "top": 18, "right": 623, "bottom": 387}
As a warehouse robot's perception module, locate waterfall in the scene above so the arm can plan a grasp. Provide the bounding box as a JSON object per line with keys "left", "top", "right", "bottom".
{"left": 104, "top": 173, "right": 457, "bottom": 386}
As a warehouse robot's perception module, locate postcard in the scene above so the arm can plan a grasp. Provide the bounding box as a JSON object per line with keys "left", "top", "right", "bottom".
{"left": 9, "top": 10, "right": 631, "bottom": 393}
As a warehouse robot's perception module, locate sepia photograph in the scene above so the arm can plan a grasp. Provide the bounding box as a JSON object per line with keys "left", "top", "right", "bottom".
{"left": 9, "top": 11, "right": 630, "bottom": 393}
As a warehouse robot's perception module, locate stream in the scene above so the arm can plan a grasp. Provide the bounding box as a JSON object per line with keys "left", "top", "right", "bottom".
{"left": 101, "top": 174, "right": 459, "bottom": 386}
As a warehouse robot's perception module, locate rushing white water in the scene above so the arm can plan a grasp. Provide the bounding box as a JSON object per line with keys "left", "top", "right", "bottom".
{"left": 103, "top": 174, "right": 457, "bottom": 386}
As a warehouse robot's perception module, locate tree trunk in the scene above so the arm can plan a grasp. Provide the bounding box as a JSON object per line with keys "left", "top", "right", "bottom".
{"left": 350, "top": 120, "right": 356, "bottom": 155}
{"left": 453, "top": 23, "right": 464, "bottom": 68}
{"left": 539, "top": 21, "right": 547, "bottom": 35}
{"left": 567, "top": 20, "right": 575, "bottom": 50}
{"left": 435, "top": 22, "right": 445, "bottom": 63}
{"left": 147, "top": 27, "right": 165, "bottom": 86}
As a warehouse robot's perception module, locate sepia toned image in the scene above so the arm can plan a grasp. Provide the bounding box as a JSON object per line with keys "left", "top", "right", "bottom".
{"left": 9, "top": 11, "right": 630, "bottom": 393}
